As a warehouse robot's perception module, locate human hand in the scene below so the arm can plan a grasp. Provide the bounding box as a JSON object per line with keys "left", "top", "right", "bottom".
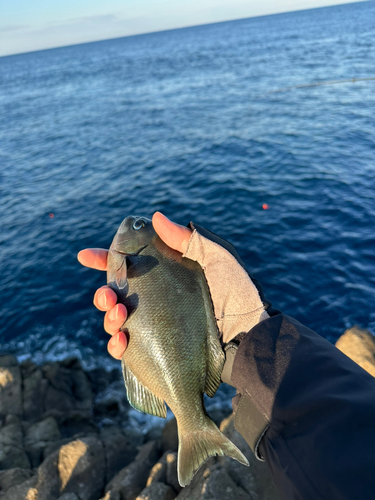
{"left": 78, "top": 211, "right": 268, "bottom": 360}
{"left": 77, "top": 212, "right": 192, "bottom": 359}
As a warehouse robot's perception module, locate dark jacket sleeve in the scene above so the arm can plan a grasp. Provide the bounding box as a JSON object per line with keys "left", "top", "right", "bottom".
{"left": 191, "top": 223, "right": 375, "bottom": 500}
{"left": 230, "top": 314, "right": 375, "bottom": 500}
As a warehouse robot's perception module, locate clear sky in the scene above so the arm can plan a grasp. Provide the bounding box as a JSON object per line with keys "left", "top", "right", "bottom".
{"left": 0, "top": 0, "right": 368, "bottom": 57}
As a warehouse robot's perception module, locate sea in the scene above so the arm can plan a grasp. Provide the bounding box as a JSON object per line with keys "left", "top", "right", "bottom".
{"left": 1, "top": 1, "right": 375, "bottom": 421}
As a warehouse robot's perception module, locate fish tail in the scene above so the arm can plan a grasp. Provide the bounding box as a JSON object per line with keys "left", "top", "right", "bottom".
{"left": 177, "top": 416, "right": 249, "bottom": 487}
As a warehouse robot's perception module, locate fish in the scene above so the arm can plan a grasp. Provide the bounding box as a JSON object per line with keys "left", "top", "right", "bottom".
{"left": 107, "top": 215, "right": 249, "bottom": 486}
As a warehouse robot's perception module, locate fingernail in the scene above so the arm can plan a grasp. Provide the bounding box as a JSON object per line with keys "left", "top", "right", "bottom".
{"left": 110, "top": 333, "right": 119, "bottom": 346}
{"left": 109, "top": 306, "right": 118, "bottom": 321}
{"left": 99, "top": 291, "right": 107, "bottom": 308}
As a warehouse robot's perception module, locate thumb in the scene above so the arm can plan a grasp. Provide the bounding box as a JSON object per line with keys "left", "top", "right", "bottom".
{"left": 152, "top": 212, "right": 192, "bottom": 254}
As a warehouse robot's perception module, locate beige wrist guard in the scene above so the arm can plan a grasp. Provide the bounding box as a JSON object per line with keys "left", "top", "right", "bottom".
{"left": 183, "top": 229, "right": 269, "bottom": 344}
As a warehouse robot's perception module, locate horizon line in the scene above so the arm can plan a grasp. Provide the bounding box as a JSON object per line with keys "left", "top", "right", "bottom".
{"left": 1, "top": 0, "right": 369, "bottom": 59}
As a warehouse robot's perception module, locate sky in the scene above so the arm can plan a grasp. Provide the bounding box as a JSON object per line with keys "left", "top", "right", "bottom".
{"left": 0, "top": 0, "right": 368, "bottom": 57}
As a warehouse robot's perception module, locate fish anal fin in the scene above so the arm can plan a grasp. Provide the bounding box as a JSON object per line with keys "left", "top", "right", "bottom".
{"left": 121, "top": 360, "right": 167, "bottom": 418}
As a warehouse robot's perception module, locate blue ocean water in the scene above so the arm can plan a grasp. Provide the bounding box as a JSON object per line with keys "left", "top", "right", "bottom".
{"left": 1, "top": 1, "right": 375, "bottom": 377}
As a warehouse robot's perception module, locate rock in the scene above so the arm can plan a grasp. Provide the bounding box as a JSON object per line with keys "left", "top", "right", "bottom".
{"left": 161, "top": 419, "right": 178, "bottom": 453}
{"left": 99, "top": 491, "right": 121, "bottom": 500}
{"left": 87, "top": 367, "right": 121, "bottom": 397}
{"left": 59, "top": 358, "right": 82, "bottom": 370}
{"left": 57, "top": 494, "right": 80, "bottom": 500}
{"left": 0, "top": 476, "right": 37, "bottom": 500}
{"left": 58, "top": 436, "right": 105, "bottom": 500}
{"left": 176, "top": 463, "right": 250, "bottom": 500}
{"left": 93, "top": 381, "right": 129, "bottom": 422}
{"left": 0, "top": 417, "right": 31, "bottom": 469}
{"left": 24, "top": 416, "right": 61, "bottom": 467}
{"left": 146, "top": 452, "right": 169, "bottom": 487}
{"left": 101, "top": 426, "right": 138, "bottom": 482}
{"left": 136, "top": 482, "right": 176, "bottom": 500}
{"left": 0, "top": 468, "right": 34, "bottom": 492}
{"left": 22, "top": 363, "right": 48, "bottom": 422}
{"left": 219, "top": 415, "right": 280, "bottom": 500}
{"left": 135, "top": 440, "right": 161, "bottom": 465}
{"left": 43, "top": 362, "right": 93, "bottom": 414}
{"left": 34, "top": 449, "right": 60, "bottom": 500}
{"left": 209, "top": 407, "right": 233, "bottom": 426}
{"left": 145, "top": 425, "right": 163, "bottom": 443}
{"left": 106, "top": 441, "right": 161, "bottom": 500}
{"left": 0, "top": 356, "right": 18, "bottom": 368}
{"left": 36, "top": 437, "right": 105, "bottom": 500}
{"left": 43, "top": 410, "right": 98, "bottom": 439}
{"left": 336, "top": 326, "right": 375, "bottom": 377}
{"left": 43, "top": 438, "right": 74, "bottom": 461}
{"left": 165, "top": 453, "right": 180, "bottom": 493}
{"left": 0, "top": 358, "right": 22, "bottom": 417}
{"left": 173, "top": 458, "right": 215, "bottom": 499}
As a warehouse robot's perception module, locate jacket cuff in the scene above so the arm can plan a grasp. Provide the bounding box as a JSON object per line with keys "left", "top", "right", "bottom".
{"left": 222, "top": 342, "right": 269, "bottom": 460}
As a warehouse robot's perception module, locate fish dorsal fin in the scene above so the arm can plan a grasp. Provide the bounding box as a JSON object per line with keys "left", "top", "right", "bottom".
{"left": 204, "top": 328, "right": 225, "bottom": 397}
{"left": 201, "top": 282, "right": 225, "bottom": 397}
{"left": 121, "top": 360, "right": 167, "bottom": 418}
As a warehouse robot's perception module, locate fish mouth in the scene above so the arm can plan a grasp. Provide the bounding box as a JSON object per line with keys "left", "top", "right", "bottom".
{"left": 111, "top": 244, "right": 149, "bottom": 257}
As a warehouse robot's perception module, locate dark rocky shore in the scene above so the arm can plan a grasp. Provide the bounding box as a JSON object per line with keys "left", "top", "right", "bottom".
{"left": 1, "top": 326, "right": 374, "bottom": 500}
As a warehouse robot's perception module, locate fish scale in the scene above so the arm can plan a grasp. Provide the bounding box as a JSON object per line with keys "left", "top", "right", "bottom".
{"left": 107, "top": 215, "right": 249, "bottom": 486}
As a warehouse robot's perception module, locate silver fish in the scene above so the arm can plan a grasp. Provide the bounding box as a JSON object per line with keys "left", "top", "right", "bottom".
{"left": 107, "top": 215, "right": 248, "bottom": 486}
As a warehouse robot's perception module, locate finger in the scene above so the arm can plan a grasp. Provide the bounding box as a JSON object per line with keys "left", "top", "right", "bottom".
{"left": 77, "top": 248, "right": 109, "bottom": 271}
{"left": 104, "top": 303, "right": 128, "bottom": 335}
{"left": 152, "top": 212, "right": 192, "bottom": 254}
{"left": 93, "top": 286, "right": 118, "bottom": 311}
{"left": 107, "top": 331, "right": 128, "bottom": 360}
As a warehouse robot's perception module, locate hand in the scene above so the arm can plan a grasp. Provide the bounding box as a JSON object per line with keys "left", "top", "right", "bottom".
{"left": 78, "top": 211, "right": 268, "bottom": 359}
{"left": 77, "top": 212, "right": 192, "bottom": 359}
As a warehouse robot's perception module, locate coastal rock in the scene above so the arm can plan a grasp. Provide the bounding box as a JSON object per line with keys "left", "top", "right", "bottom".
{"left": 0, "top": 356, "right": 22, "bottom": 417}
{"left": 34, "top": 449, "right": 60, "bottom": 500}
{"left": 58, "top": 437, "right": 105, "bottom": 500}
{"left": 99, "top": 491, "right": 121, "bottom": 500}
{"left": 135, "top": 440, "right": 161, "bottom": 465}
{"left": 136, "top": 482, "right": 176, "bottom": 500}
{"left": 0, "top": 476, "right": 37, "bottom": 500}
{"left": 165, "top": 453, "right": 180, "bottom": 493}
{"left": 161, "top": 419, "right": 178, "bottom": 453}
{"left": 43, "top": 438, "right": 75, "bottom": 461}
{"left": 176, "top": 462, "right": 250, "bottom": 500}
{"left": 42, "top": 361, "right": 93, "bottom": 413}
{"left": 105, "top": 441, "right": 161, "bottom": 500}
{"left": 36, "top": 437, "right": 105, "bottom": 500}
{"left": 146, "top": 452, "right": 168, "bottom": 487}
{"left": 0, "top": 468, "right": 34, "bottom": 492}
{"left": 54, "top": 410, "right": 98, "bottom": 439}
{"left": 101, "top": 426, "right": 137, "bottom": 483}
{"left": 22, "top": 363, "right": 48, "bottom": 422}
{"left": 57, "top": 494, "right": 80, "bottom": 500}
{"left": 93, "top": 381, "right": 129, "bottom": 423}
{"left": 219, "top": 415, "right": 280, "bottom": 500}
{"left": 336, "top": 326, "right": 375, "bottom": 377}
{"left": 105, "top": 460, "right": 155, "bottom": 500}
{"left": 87, "top": 367, "right": 122, "bottom": 397}
{"left": 0, "top": 417, "right": 31, "bottom": 470}
{"left": 24, "top": 416, "right": 61, "bottom": 467}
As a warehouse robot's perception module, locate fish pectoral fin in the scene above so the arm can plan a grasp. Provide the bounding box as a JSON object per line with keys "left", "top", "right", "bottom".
{"left": 122, "top": 360, "right": 167, "bottom": 418}
{"left": 116, "top": 258, "right": 128, "bottom": 290}
{"left": 204, "top": 325, "right": 225, "bottom": 398}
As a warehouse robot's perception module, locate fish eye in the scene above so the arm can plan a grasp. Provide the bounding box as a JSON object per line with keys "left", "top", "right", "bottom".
{"left": 132, "top": 219, "right": 145, "bottom": 230}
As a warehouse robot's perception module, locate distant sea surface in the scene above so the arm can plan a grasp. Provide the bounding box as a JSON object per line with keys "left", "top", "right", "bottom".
{"left": 1, "top": 2, "right": 375, "bottom": 377}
